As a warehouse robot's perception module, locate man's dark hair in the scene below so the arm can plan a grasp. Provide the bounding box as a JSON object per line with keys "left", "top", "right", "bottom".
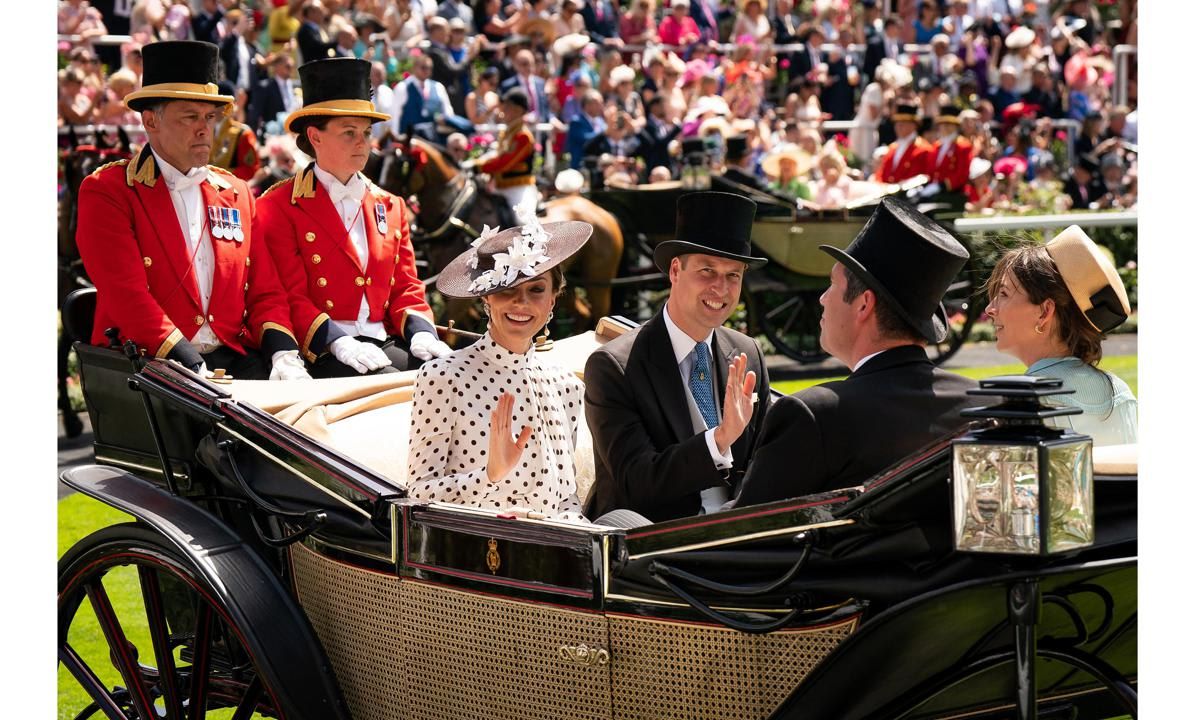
{"left": 884, "top": 15, "right": 901, "bottom": 29}
{"left": 645, "top": 94, "right": 665, "bottom": 113}
{"left": 841, "top": 268, "right": 924, "bottom": 343}
{"left": 292, "top": 116, "right": 333, "bottom": 157}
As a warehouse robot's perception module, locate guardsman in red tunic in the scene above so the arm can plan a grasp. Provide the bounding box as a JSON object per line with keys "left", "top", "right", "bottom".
{"left": 208, "top": 81, "right": 261, "bottom": 182}
{"left": 257, "top": 58, "right": 448, "bottom": 377}
{"left": 927, "top": 104, "right": 975, "bottom": 194}
{"left": 465, "top": 87, "right": 539, "bottom": 220}
{"left": 875, "top": 103, "right": 933, "bottom": 185}
{"left": 76, "top": 40, "right": 309, "bottom": 380}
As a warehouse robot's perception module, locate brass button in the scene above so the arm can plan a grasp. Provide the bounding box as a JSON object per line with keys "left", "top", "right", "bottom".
{"left": 245, "top": 257, "right": 251, "bottom": 267}
{"left": 243, "top": 282, "right": 249, "bottom": 292}
{"left": 383, "top": 300, "right": 390, "bottom": 309}
{"left": 366, "top": 277, "right": 372, "bottom": 286}
{"left": 393, "top": 254, "right": 399, "bottom": 263}
{"left": 143, "top": 256, "right": 152, "bottom": 268}
{"left": 390, "top": 277, "right": 396, "bottom": 286}
{"left": 394, "top": 231, "right": 402, "bottom": 239}
{"left": 312, "top": 254, "right": 321, "bottom": 264}
{"left": 194, "top": 315, "right": 204, "bottom": 326}
{"left": 317, "top": 277, "right": 327, "bottom": 287}
{"left": 243, "top": 309, "right": 249, "bottom": 319}
{"left": 355, "top": 276, "right": 365, "bottom": 287}
{"left": 325, "top": 300, "right": 334, "bottom": 309}
{"left": 207, "top": 314, "right": 215, "bottom": 322}
{"left": 305, "top": 231, "right": 316, "bottom": 242}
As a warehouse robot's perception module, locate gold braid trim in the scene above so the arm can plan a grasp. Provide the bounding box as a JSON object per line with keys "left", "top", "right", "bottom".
{"left": 155, "top": 328, "right": 185, "bottom": 359}
{"left": 260, "top": 176, "right": 293, "bottom": 199}
{"left": 126, "top": 146, "right": 158, "bottom": 187}
{"left": 291, "top": 163, "right": 316, "bottom": 204}
{"left": 90, "top": 159, "right": 128, "bottom": 177}
{"left": 260, "top": 321, "right": 297, "bottom": 345}
{"left": 301, "top": 313, "right": 332, "bottom": 362}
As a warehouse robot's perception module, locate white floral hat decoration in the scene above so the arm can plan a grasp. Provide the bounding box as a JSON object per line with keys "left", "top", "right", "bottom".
{"left": 436, "top": 200, "right": 593, "bottom": 298}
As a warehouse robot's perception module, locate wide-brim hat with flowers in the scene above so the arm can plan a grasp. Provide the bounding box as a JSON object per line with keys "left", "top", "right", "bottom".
{"left": 437, "top": 217, "right": 593, "bottom": 298}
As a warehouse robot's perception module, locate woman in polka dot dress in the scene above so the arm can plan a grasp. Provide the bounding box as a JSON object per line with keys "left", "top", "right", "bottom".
{"left": 407, "top": 216, "right": 594, "bottom": 523}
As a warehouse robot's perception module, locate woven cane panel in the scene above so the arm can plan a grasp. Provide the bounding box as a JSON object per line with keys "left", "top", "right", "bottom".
{"left": 398, "top": 581, "right": 611, "bottom": 720}
{"left": 291, "top": 543, "right": 407, "bottom": 720}
{"left": 609, "top": 614, "right": 856, "bottom": 720}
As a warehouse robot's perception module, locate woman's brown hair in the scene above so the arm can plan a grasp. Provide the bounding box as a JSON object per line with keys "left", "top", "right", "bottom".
{"left": 292, "top": 116, "right": 332, "bottom": 157}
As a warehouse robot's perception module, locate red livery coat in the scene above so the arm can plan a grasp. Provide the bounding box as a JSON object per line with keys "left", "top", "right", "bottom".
{"left": 479, "top": 122, "right": 536, "bottom": 188}
{"left": 875, "top": 137, "right": 933, "bottom": 184}
{"left": 256, "top": 164, "right": 433, "bottom": 361}
{"left": 76, "top": 146, "right": 296, "bottom": 358}
{"left": 209, "top": 117, "right": 261, "bottom": 182}
{"left": 930, "top": 135, "right": 975, "bottom": 192}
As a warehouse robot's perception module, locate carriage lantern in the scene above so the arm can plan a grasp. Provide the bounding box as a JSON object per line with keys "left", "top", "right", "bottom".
{"left": 951, "top": 376, "right": 1094, "bottom": 556}
{"left": 680, "top": 138, "right": 711, "bottom": 190}
{"left": 581, "top": 156, "right": 602, "bottom": 193}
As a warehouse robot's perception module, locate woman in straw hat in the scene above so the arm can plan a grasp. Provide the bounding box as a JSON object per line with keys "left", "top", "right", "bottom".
{"left": 984, "top": 227, "right": 1137, "bottom": 445}
{"left": 760, "top": 145, "right": 812, "bottom": 201}
{"left": 406, "top": 217, "right": 594, "bottom": 522}
{"left": 257, "top": 57, "right": 451, "bottom": 377}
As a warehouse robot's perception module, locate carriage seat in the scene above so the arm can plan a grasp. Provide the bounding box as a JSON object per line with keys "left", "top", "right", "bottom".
{"left": 62, "top": 287, "right": 97, "bottom": 344}
{"left": 1093, "top": 443, "right": 1137, "bottom": 477}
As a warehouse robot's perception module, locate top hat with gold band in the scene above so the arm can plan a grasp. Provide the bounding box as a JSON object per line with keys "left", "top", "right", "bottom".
{"left": 935, "top": 104, "right": 961, "bottom": 125}
{"left": 124, "top": 41, "right": 235, "bottom": 112}
{"left": 892, "top": 102, "right": 919, "bottom": 123}
{"left": 285, "top": 58, "right": 391, "bottom": 132}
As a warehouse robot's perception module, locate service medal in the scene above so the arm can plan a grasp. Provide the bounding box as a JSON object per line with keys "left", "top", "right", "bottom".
{"left": 231, "top": 208, "right": 244, "bottom": 243}
{"left": 219, "top": 207, "right": 232, "bottom": 240}
{"left": 208, "top": 206, "right": 223, "bottom": 239}
{"left": 375, "top": 202, "right": 387, "bottom": 234}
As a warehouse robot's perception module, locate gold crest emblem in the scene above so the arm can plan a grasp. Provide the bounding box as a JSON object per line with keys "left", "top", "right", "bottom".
{"left": 486, "top": 538, "right": 500, "bottom": 575}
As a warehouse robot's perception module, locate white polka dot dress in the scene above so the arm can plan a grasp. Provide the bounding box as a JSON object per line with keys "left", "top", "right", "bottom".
{"left": 407, "top": 331, "right": 587, "bottom": 523}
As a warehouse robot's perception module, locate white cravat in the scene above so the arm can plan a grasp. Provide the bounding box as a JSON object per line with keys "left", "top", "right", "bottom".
{"left": 312, "top": 164, "right": 385, "bottom": 340}
{"left": 892, "top": 132, "right": 916, "bottom": 171}
{"left": 151, "top": 147, "right": 220, "bottom": 351}
{"left": 937, "top": 132, "right": 957, "bottom": 166}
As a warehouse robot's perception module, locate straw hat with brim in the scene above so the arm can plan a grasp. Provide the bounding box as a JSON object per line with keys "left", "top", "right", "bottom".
{"left": 761, "top": 146, "right": 812, "bottom": 178}
{"left": 124, "top": 41, "right": 234, "bottom": 112}
{"left": 437, "top": 221, "right": 593, "bottom": 298}
{"left": 1005, "top": 26, "right": 1036, "bottom": 49}
{"left": 610, "top": 65, "right": 636, "bottom": 85}
{"left": 555, "top": 169, "right": 584, "bottom": 193}
{"left": 285, "top": 58, "right": 390, "bottom": 132}
{"left": 518, "top": 17, "right": 557, "bottom": 43}
{"left": 968, "top": 157, "right": 991, "bottom": 180}
{"left": 1045, "top": 225, "right": 1131, "bottom": 333}
{"left": 654, "top": 192, "right": 766, "bottom": 272}
{"left": 819, "top": 196, "right": 968, "bottom": 344}
{"left": 552, "top": 33, "right": 590, "bottom": 57}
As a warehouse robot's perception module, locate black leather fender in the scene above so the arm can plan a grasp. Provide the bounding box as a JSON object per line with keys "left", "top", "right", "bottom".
{"left": 60, "top": 464, "right": 352, "bottom": 720}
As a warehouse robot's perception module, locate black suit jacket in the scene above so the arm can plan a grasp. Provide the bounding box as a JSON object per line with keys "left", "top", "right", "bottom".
{"left": 584, "top": 311, "right": 771, "bottom": 522}
{"left": 635, "top": 117, "right": 682, "bottom": 177}
{"left": 248, "top": 77, "right": 287, "bottom": 136}
{"left": 733, "top": 346, "right": 977, "bottom": 507}
{"left": 297, "top": 21, "right": 336, "bottom": 64}
{"left": 580, "top": 0, "right": 620, "bottom": 43}
{"left": 219, "top": 34, "right": 264, "bottom": 90}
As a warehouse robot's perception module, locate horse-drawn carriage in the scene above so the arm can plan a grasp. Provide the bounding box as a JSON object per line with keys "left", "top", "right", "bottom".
{"left": 59, "top": 290, "right": 1137, "bottom": 719}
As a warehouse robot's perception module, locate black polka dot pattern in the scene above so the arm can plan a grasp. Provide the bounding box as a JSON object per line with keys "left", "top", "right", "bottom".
{"left": 407, "top": 332, "right": 587, "bottom": 522}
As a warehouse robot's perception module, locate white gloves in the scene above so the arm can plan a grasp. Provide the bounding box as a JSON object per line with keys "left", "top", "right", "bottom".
{"left": 409, "top": 331, "right": 453, "bottom": 361}
{"left": 270, "top": 350, "right": 313, "bottom": 381}
{"left": 330, "top": 335, "right": 391, "bottom": 374}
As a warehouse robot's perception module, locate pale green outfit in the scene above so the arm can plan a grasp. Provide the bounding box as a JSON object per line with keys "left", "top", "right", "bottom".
{"left": 1028, "top": 357, "right": 1137, "bottom": 447}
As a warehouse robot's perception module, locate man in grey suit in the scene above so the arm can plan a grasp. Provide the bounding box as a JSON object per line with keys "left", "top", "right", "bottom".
{"left": 733, "top": 197, "right": 978, "bottom": 508}
{"left": 585, "top": 192, "right": 770, "bottom": 523}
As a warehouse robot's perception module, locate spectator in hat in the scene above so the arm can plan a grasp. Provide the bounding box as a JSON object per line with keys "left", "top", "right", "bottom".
{"left": 465, "top": 87, "right": 541, "bottom": 213}
{"left": 984, "top": 226, "right": 1136, "bottom": 445}
{"left": 875, "top": 102, "right": 932, "bottom": 184}
{"left": 733, "top": 197, "right": 977, "bottom": 507}
{"left": 76, "top": 40, "right": 309, "bottom": 381}
{"left": 610, "top": 65, "right": 646, "bottom": 132}
{"left": 585, "top": 192, "right": 770, "bottom": 523}
{"left": 926, "top": 104, "right": 975, "bottom": 194}
{"left": 963, "top": 156, "right": 996, "bottom": 212}
{"left": 658, "top": 0, "right": 700, "bottom": 45}
{"left": 1064, "top": 154, "right": 1103, "bottom": 210}
{"left": 761, "top": 145, "right": 813, "bottom": 202}
{"left": 998, "top": 24, "right": 1037, "bottom": 94}
{"left": 989, "top": 66, "right": 1020, "bottom": 114}
{"left": 810, "top": 147, "right": 854, "bottom": 208}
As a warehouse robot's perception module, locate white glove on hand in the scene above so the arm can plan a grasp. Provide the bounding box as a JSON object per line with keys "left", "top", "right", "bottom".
{"left": 269, "top": 350, "right": 313, "bottom": 381}
{"left": 918, "top": 182, "right": 943, "bottom": 198}
{"left": 330, "top": 336, "right": 391, "bottom": 373}
{"left": 409, "top": 331, "right": 453, "bottom": 361}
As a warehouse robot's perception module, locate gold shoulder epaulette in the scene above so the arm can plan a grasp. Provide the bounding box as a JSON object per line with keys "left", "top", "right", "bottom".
{"left": 291, "top": 164, "right": 316, "bottom": 204}
{"left": 260, "top": 176, "right": 293, "bottom": 198}
{"left": 91, "top": 159, "right": 129, "bottom": 177}
{"left": 209, "top": 165, "right": 233, "bottom": 176}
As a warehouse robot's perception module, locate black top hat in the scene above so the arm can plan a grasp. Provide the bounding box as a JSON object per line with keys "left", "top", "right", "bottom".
{"left": 819, "top": 197, "right": 968, "bottom": 344}
{"left": 285, "top": 58, "right": 390, "bottom": 132}
{"left": 124, "top": 41, "right": 234, "bottom": 112}
{"left": 654, "top": 192, "right": 767, "bottom": 271}
{"left": 725, "top": 134, "right": 749, "bottom": 161}
{"left": 935, "top": 104, "right": 961, "bottom": 124}
{"left": 892, "top": 102, "right": 919, "bottom": 122}
{"left": 502, "top": 86, "right": 530, "bottom": 111}
{"left": 681, "top": 137, "right": 707, "bottom": 156}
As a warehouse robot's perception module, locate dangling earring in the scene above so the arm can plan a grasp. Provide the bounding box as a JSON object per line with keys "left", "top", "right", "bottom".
{"left": 1034, "top": 323, "right": 1045, "bottom": 335}
{"left": 535, "top": 311, "right": 554, "bottom": 350}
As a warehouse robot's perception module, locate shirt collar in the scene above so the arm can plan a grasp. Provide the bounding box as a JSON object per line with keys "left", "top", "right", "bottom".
{"left": 480, "top": 330, "right": 534, "bottom": 370}
{"left": 312, "top": 163, "right": 366, "bottom": 204}
{"left": 149, "top": 146, "right": 207, "bottom": 191}
{"left": 1028, "top": 356, "right": 1083, "bottom": 373}
{"left": 663, "top": 304, "right": 714, "bottom": 367}
{"left": 852, "top": 349, "right": 887, "bottom": 372}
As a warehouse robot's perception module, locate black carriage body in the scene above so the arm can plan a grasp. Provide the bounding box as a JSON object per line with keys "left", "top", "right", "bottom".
{"left": 61, "top": 348, "right": 1137, "bottom": 720}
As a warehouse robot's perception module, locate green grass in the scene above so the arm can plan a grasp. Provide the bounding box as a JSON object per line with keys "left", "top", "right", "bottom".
{"left": 771, "top": 354, "right": 1138, "bottom": 398}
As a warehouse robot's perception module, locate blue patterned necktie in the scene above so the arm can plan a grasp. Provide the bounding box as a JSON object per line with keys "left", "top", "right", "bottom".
{"left": 688, "top": 341, "right": 719, "bottom": 429}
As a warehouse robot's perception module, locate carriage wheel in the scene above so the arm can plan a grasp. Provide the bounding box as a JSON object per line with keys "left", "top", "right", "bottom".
{"left": 926, "top": 248, "right": 987, "bottom": 366}
{"left": 59, "top": 523, "right": 284, "bottom": 719}
{"left": 748, "top": 287, "right": 829, "bottom": 364}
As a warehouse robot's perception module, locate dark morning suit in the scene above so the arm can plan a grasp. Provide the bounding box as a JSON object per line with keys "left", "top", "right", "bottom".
{"left": 732, "top": 345, "right": 977, "bottom": 507}
{"left": 219, "top": 34, "right": 265, "bottom": 90}
{"left": 248, "top": 77, "right": 289, "bottom": 136}
{"left": 584, "top": 310, "right": 771, "bottom": 522}
{"left": 297, "top": 20, "right": 337, "bottom": 65}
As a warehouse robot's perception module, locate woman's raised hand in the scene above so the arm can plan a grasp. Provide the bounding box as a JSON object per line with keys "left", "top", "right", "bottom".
{"left": 487, "top": 392, "right": 533, "bottom": 483}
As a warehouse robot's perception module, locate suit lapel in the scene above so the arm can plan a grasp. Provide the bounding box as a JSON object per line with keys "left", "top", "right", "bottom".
{"left": 128, "top": 149, "right": 200, "bottom": 309}
{"left": 643, "top": 313, "right": 695, "bottom": 443}
{"left": 712, "top": 330, "right": 735, "bottom": 409}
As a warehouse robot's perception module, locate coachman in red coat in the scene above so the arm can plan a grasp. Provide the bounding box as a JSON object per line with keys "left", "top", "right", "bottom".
{"left": 929, "top": 105, "right": 975, "bottom": 193}
{"left": 875, "top": 103, "right": 933, "bottom": 185}
{"left": 76, "top": 41, "right": 307, "bottom": 380}
{"left": 258, "top": 58, "right": 445, "bottom": 377}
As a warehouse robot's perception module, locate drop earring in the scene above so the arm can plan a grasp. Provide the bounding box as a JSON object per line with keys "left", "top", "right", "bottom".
{"left": 535, "top": 311, "right": 555, "bottom": 351}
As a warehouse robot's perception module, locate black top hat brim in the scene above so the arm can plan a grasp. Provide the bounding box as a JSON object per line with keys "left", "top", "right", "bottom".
{"left": 819, "top": 244, "right": 949, "bottom": 344}
{"left": 124, "top": 41, "right": 235, "bottom": 112}
{"left": 654, "top": 241, "right": 768, "bottom": 272}
{"left": 285, "top": 58, "right": 391, "bottom": 131}
{"left": 437, "top": 221, "right": 593, "bottom": 298}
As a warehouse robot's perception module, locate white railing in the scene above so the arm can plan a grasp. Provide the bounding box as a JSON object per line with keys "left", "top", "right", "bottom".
{"left": 57, "top": 34, "right": 134, "bottom": 47}
{"left": 1113, "top": 45, "right": 1136, "bottom": 109}
{"left": 954, "top": 210, "right": 1137, "bottom": 241}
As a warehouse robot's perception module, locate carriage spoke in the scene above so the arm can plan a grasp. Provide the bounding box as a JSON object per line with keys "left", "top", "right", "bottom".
{"left": 83, "top": 579, "right": 158, "bottom": 720}
{"left": 763, "top": 295, "right": 801, "bottom": 324}
{"left": 59, "top": 642, "right": 129, "bottom": 720}
{"left": 139, "top": 566, "right": 185, "bottom": 720}
{"left": 187, "top": 603, "right": 215, "bottom": 720}
{"left": 230, "top": 675, "right": 264, "bottom": 720}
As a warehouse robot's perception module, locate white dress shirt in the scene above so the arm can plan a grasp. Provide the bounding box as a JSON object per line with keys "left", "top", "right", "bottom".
{"left": 389, "top": 77, "right": 456, "bottom": 138}
{"left": 936, "top": 131, "right": 958, "bottom": 166}
{"left": 276, "top": 76, "right": 298, "bottom": 113}
{"left": 150, "top": 147, "right": 220, "bottom": 351}
{"left": 312, "top": 164, "right": 386, "bottom": 340}
{"left": 891, "top": 132, "right": 916, "bottom": 171}
{"left": 234, "top": 36, "right": 252, "bottom": 91}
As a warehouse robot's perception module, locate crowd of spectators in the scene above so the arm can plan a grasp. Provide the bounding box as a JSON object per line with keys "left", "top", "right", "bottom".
{"left": 59, "top": 0, "right": 1138, "bottom": 212}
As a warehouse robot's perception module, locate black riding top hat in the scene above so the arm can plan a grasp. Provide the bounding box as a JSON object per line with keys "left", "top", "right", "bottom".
{"left": 124, "top": 41, "right": 234, "bottom": 112}
{"left": 653, "top": 191, "right": 767, "bottom": 272}
{"left": 819, "top": 196, "right": 968, "bottom": 344}
{"left": 285, "top": 57, "right": 390, "bottom": 132}
{"left": 892, "top": 102, "right": 919, "bottom": 123}
{"left": 935, "top": 104, "right": 961, "bottom": 125}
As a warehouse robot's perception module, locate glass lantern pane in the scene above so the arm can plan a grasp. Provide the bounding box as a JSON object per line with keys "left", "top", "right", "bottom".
{"left": 1046, "top": 439, "right": 1095, "bottom": 553}
{"left": 953, "top": 444, "right": 1040, "bottom": 554}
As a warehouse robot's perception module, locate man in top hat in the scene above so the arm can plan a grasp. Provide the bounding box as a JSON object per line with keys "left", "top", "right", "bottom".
{"left": 924, "top": 104, "right": 975, "bottom": 195}
{"left": 732, "top": 197, "right": 977, "bottom": 507}
{"left": 875, "top": 102, "right": 933, "bottom": 184}
{"left": 720, "top": 135, "right": 810, "bottom": 206}
{"left": 208, "top": 80, "right": 262, "bottom": 182}
{"left": 585, "top": 192, "right": 771, "bottom": 523}
{"left": 76, "top": 40, "right": 310, "bottom": 381}
{"left": 465, "top": 88, "right": 540, "bottom": 221}
{"left": 257, "top": 58, "right": 450, "bottom": 376}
